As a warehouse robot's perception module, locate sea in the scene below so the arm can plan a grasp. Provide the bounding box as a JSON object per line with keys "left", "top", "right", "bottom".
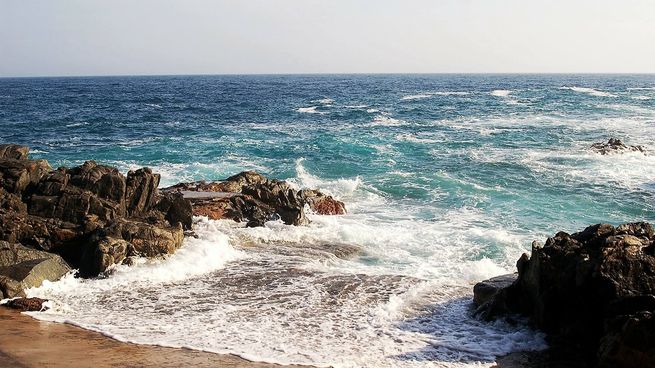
{"left": 1, "top": 74, "right": 654, "bottom": 367}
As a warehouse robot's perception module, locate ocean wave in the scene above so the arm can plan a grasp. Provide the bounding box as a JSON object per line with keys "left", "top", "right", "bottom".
{"left": 371, "top": 114, "right": 406, "bottom": 126}
{"left": 296, "top": 106, "right": 323, "bottom": 114}
{"left": 401, "top": 94, "right": 432, "bottom": 101}
{"left": 65, "top": 122, "right": 89, "bottom": 128}
{"left": 314, "top": 98, "right": 334, "bottom": 105}
{"left": 490, "top": 90, "right": 512, "bottom": 97}
{"left": 632, "top": 95, "right": 652, "bottom": 100}
{"left": 561, "top": 86, "right": 617, "bottom": 97}
{"left": 627, "top": 87, "right": 655, "bottom": 91}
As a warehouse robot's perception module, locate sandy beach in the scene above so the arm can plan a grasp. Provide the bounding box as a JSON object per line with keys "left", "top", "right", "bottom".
{"left": 0, "top": 308, "right": 309, "bottom": 368}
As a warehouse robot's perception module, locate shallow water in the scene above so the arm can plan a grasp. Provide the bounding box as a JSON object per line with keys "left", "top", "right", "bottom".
{"left": 1, "top": 74, "right": 654, "bottom": 367}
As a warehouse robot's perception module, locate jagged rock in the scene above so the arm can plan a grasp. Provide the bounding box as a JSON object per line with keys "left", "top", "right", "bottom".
{"left": 165, "top": 171, "right": 344, "bottom": 227}
{"left": 126, "top": 168, "right": 160, "bottom": 216}
{"left": 2, "top": 297, "right": 48, "bottom": 311}
{"left": 0, "top": 242, "right": 71, "bottom": 298}
{"left": 155, "top": 191, "right": 193, "bottom": 230}
{"left": 0, "top": 144, "right": 29, "bottom": 160}
{"left": 299, "top": 189, "right": 346, "bottom": 215}
{"left": 475, "top": 222, "right": 655, "bottom": 367}
{"left": 0, "top": 157, "right": 51, "bottom": 194}
{"left": 79, "top": 236, "right": 131, "bottom": 277}
{"left": 590, "top": 138, "right": 645, "bottom": 155}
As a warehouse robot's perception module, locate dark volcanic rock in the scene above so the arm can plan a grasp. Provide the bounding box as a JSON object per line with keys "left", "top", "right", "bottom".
{"left": 475, "top": 222, "right": 655, "bottom": 367}
{"left": 590, "top": 138, "right": 645, "bottom": 155}
{"left": 2, "top": 297, "right": 49, "bottom": 311}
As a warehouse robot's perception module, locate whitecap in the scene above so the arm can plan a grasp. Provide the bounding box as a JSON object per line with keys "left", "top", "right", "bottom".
{"left": 401, "top": 94, "right": 432, "bottom": 101}
{"left": 297, "top": 106, "right": 326, "bottom": 114}
{"left": 490, "top": 90, "right": 512, "bottom": 97}
{"left": 561, "top": 86, "right": 617, "bottom": 97}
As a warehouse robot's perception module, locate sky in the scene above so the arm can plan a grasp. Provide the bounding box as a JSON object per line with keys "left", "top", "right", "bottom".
{"left": 1, "top": 0, "right": 654, "bottom": 77}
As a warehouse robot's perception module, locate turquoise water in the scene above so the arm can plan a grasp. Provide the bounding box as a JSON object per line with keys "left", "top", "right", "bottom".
{"left": 3, "top": 74, "right": 655, "bottom": 367}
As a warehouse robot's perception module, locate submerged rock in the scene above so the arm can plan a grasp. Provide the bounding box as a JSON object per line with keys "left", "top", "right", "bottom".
{"left": 590, "top": 138, "right": 645, "bottom": 155}
{"left": 475, "top": 222, "right": 655, "bottom": 367}
{"left": 164, "top": 170, "right": 346, "bottom": 227}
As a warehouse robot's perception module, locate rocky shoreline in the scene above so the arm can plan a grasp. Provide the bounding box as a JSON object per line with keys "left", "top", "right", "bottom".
{"left": 475, "top": 223, "right": 655, "bottom": 368}
{"left": 2, "top": 143, "right": 654, "bottom": 367}
{"left": 0, "top": 144, "right": 345, "bottom": 300}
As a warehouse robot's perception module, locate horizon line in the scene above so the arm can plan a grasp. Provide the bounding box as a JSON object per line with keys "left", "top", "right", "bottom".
{"left": 2, "top": 72, "right": 655, "bottom": 79}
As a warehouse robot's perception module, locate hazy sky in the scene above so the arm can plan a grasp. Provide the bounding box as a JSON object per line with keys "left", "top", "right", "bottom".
{"left": 1, "top": 0, "right": 654, "bottom": 76}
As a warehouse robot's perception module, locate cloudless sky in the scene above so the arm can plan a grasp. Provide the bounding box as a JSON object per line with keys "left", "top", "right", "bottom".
{"left": 1, "top": 0, "right": 654, "bottom": 76}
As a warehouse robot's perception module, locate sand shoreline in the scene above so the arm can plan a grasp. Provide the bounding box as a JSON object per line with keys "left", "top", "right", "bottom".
{"left": 0, "top": 308, "right": 311, "bottom": 368}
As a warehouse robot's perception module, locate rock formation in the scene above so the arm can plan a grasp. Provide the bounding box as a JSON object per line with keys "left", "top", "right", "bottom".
{"left": 474, "top": 222, "right": 655, "bottom": 367}
{"left": 590, "top": 138, "right": 645, "bottom": 155}
{"left": 0, "top": 144, "right": 193, "bottom": 283}
{"left": 163, "top": 170, "right": 346, "bottom": 227}
{"left": 0, "top": 144, "right": 347, "bottom": 293}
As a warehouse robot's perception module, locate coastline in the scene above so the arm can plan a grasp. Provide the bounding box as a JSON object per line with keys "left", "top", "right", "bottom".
{"left": 0, "top": 308, "right": 311, "bottom": 368}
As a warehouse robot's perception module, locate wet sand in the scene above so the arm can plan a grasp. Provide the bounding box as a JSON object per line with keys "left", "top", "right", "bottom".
{"left": 0, "top": 308, "right": 310, "bottom": 368}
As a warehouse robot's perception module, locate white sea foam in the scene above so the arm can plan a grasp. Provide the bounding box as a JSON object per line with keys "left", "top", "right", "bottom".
{"left": 144, "top": 103, "right": 163, "bottom": 108}
{"left": 632, "top": 95, "right": 652, "bottom": 100}
{"left": 401, "top": 94, "right": 433, "bottom": 100}
{"left": 314, "top": 98, "right": 334, "bottom": 105}
{"left": 490, "top": 90, "right": 512, "bottom": 97}
{"left": 24, "top": 161, "right": 545, "bottom": 368}
{"left": 297, "top": 106, "right": 323, "bottom": 114}
{"left": 371, "top": 114, "right": 406, "bottom": 127}
{"left": 561, "top": 86, "right": 617, "bottom": 97}
{"left": 65, "top": 122, "right": 89, "bottom": 128}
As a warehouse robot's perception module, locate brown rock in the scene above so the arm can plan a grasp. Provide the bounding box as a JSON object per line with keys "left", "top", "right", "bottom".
{"left": 0, "top": 144, "right": 29, "bottom": 160}
{"left": 2, "top": 297, "right": 48, "bottom": 312}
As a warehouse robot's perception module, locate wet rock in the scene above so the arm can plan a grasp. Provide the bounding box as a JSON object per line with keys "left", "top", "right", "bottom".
{"left": 2, "top": 297, "right": 49, "bottom": 311}
{"left": 0, "top": 242, "right": 71, "bottom": 298}
{"left": 78, "top": 236, "right": 131, "bottom": 277}
{"left": 98, "top": 218, "right": 184, "bottom": 258}
{"left": 590, "top": 138, "right": 645, "bottom": 155}
{"left": 473, "top": 273, "right": 516, "bottom": 307}
{"left": 165, "top": 171, "right": 344, "bottom": 227}
{"left": 0, "top": 144, "right": 29, "bottom": 160}
{"left": 475, "top": 222, "right": 655, "bottom": 367}
{"left": 299, "top": 189, "right": 346, "bottom": 215}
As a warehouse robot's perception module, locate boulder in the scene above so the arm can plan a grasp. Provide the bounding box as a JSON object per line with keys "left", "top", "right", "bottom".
{"left": 590, "top": 138, "right": 645, "bottom": 155}
{"left": 2, "top": 297, "right": 49, "bottom": 311}
{"left": 299, "top": 189, "right": 347, "bottom": 215}
{"left": 475, "top": 222, "right": 655, "bottom": 367}
{"left": 0, "top": 242, "right": 71, "bottom": 298}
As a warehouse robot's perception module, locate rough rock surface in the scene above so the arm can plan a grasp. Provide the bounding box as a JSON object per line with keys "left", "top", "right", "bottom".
{"left": 0, "top": 144, "right": 193, "bottom": 278}
{"left": 164, "top": 170, "right": 346, "bottom": 227}
{"left": 590, "top": 138, "right": 645, "bottom": 155}
{"left": 474, "top": 222, "right": 655, "bottom": 367}
{"left": 0, "top": 241, "right": 71, "bottom": 298}
{"left": 2, "top": 297, "right": 49, "bottom": 311}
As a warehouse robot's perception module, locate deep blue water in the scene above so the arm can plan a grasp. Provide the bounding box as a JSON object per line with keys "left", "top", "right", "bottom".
{"left": 4, "top": 74, "right": 655, "bottom": 367}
